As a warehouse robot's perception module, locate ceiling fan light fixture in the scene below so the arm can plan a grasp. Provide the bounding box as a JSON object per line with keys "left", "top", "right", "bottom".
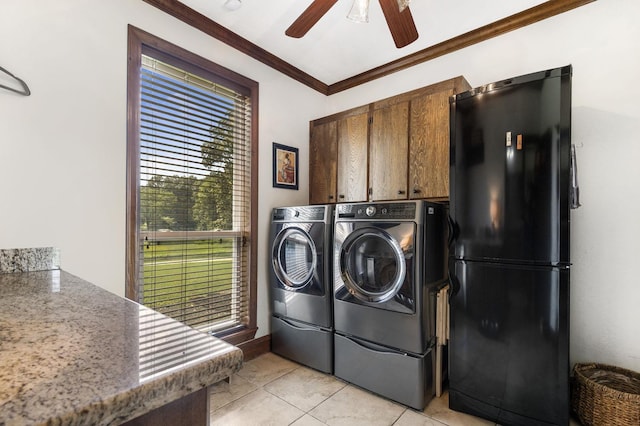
{"left": 224, "top": 0, "right": 241, "bottom": 11}
{"left": 347, "top": 0, "right": 370, "bottom": 23}
{"left": 397, "top": 0, "right": 410, "bottom": 12}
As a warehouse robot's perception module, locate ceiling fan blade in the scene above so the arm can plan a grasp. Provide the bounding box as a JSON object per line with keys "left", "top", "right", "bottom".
{"left": 285, "top": 0, "right": 338, "bottom": 38}
{"left": 378, "top": 0, "right": 419, "bottom": 48}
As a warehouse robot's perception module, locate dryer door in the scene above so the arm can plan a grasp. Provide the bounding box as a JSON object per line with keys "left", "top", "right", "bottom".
{"left": 272, "top": 224, "right": 323, "bottom": 294}
{"left": 335, "top": 222, "right": 415, "bottom": 312}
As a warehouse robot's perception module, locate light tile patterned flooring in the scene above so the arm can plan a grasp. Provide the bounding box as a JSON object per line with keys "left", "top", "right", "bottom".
{"left": 209, "top": 352, "right": 539, "bottom": 426}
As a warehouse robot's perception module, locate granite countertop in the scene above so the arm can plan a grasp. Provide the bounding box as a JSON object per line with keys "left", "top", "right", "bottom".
{"left": 0, "top": 269, "right": 244, "bottom": 425}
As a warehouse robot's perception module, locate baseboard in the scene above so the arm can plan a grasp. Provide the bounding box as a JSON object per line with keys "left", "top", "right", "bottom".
{"left": 236, "top": 334, "right": 271, "bottom": 361}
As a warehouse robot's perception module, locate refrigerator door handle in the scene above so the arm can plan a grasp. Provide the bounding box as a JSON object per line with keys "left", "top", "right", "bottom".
{"left": 447, "top": 215, "right": 457, "bottom": 248}
{"left": 570, "top": 144, "right": 582, "bottom": 209}
{"left": 447, "top": 216, "right": 460, "bottom": 301}
{"left": 448, "top": 257, "right": 460, "bottom": 301}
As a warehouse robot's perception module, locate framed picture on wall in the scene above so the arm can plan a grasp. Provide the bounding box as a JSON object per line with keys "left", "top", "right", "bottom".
{"left": 272, "top": 143, "right": 299, "bottom": 190}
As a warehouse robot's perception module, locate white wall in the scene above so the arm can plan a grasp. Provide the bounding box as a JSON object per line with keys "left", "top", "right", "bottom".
{"left": 0, "top": 0, "right": 325, "bottom": 340}
{"left": 2, "top": 0, "right": 638, "bottom": 374}
{"left": 326, "top": 0, "right": 640, "bottom": 372}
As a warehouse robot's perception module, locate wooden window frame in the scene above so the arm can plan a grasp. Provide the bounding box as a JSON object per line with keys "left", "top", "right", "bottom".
{"left": 126, "top": 25, "right": 258, "bottom": 344}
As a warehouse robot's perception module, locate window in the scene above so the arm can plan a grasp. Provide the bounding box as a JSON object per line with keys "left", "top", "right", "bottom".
{"left": 126, "top": 26, "right": 257, "bottom": 344}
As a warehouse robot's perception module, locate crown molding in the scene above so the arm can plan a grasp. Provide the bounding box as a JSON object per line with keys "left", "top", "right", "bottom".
{"left": 143, "top": 0, "right": 595, "bottom": 96}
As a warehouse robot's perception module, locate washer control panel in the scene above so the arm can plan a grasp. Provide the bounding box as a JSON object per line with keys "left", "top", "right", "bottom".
{"left": 337, "top": 202, "right": 417, "bottom": 220}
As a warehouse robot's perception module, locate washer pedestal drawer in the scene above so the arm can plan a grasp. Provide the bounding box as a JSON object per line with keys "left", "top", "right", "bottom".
{"left": 271, "top": 315, "right": 333, "bottom": 374}
{"left": 334, "top": 333, "right": 435, "bottom": 410}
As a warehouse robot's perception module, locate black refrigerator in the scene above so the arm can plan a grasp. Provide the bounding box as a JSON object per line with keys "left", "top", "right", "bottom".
{"left": 448, "top": 66, "right": 572, "bottom": 426}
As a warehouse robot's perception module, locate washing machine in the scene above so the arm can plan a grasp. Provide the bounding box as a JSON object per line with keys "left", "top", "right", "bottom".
{"left": 269, "top": 205, "right": 333, "bottom": 373}
{"left": 332, "top": 200, "right": 447, "bottom": 409}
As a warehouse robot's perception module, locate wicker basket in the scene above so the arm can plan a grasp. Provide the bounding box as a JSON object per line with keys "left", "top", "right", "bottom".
{"left": 572, "top": 363, "right": 640, "bottom": 426}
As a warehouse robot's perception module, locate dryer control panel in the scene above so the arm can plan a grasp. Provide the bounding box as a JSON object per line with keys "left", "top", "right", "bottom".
{"left": 272, "top": 205, "right": 328, "bottom": 222}
{"left": 336, "top": 202, "right": 418, "bottom": 220}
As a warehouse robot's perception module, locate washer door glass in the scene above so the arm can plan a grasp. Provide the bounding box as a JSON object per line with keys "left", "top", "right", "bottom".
{"left": 272, "top": 227, "right": 317, "bottom": 289}
{"left": 341, "top": 228, "right": 406, "bottom": 303}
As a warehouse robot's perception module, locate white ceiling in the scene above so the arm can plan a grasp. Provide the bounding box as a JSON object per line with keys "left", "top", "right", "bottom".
{"left": 179, "top": 0, "right": 547, "bottom": 85}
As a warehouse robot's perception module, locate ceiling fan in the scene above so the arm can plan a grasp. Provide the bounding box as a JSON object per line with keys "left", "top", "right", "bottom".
{"left": 285, "top": 0, "right": 419, "bottom": 49}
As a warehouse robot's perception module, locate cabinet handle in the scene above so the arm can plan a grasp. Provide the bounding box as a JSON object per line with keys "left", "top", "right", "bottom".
{"left": 339, "top": 194, "right": 345, "bottom": 199}
{"left": 413, "top": 188, "right": 421, "bottom": 194}
{"left": 328, "top": 195, "right": 334, "bottom": 200}
{"left": 368, "top": 188, "right": 373, "bottom": 196}
{"left": 397, "top": 190, "right": 406, "bottom": 195}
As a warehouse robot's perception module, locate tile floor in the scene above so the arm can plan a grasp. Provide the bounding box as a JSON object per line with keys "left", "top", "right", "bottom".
{"left": 209, "top": 352, "right": 581, "bottom": 426}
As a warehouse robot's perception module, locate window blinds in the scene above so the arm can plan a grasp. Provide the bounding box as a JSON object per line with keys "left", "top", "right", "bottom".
{"left": 138, "top": 54, "right": 252, "bottom": 334}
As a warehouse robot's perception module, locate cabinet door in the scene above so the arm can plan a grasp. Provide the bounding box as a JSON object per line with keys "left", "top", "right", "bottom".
{"left": 409, "top": 89, "right": 452, "bottom": 199}
{"left": 369, "top": 102, "right": 409, "bottom": 201}
{"left": 309, "top": 120, "right": 337, "bottom": 204}
{"left": 337, "top": 112, "right": 369, "bottom": 202}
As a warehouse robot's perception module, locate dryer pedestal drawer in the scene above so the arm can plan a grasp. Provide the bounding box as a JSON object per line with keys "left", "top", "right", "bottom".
{"left": 334, "top": 333, "right": 435, "bottom": 410}
{"left": 271, "top": 315, "right": 333, "bottom": 374}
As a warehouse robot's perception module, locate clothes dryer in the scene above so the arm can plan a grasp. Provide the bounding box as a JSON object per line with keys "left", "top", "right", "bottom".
{"left": 332, "top": 200, "right": 447, "bottom": 409}
{"left": 269, "top": 205, "right": 333, "bottom": 373}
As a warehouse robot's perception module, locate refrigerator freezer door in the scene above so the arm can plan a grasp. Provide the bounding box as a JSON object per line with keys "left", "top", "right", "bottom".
{"left": 450, "top": 73, "right": 571, "bottom": 265}
{"left": 449, "top": 260, "right": 569, "bottom": 425}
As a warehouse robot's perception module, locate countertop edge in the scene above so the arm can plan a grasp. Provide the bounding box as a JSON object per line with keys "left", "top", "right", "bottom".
{"left": 0, "top": 269, "right": 244, "bottom": 426}
{"left": 81, "top": 348, "right": 243, "bottom": 425}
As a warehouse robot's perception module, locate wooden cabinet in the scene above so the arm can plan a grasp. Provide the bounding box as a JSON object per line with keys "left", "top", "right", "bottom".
{"left": 309, "top": 76, "right": 471, "bottom": 204}
{"left": 309, "top": 120, "right": 337, "bottom": 205}
{"left": 336, "top": 110, "right": 369, "bottom": 202}
{"left": 309, "top": 106, "right": 369, "bottom": 204}
{"left": 369, "top": 101, "right": 409, "bottom": 201}
{"left": 408, "top": 78, "right": 470, "bottom": 199}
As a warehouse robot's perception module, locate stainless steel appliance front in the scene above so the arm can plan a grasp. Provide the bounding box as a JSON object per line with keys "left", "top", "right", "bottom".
{"left": 332, "top": 200, "right": 447, "bottom": 409}
{"left": 269, "top": 205, "right": 333, "bottom": 373}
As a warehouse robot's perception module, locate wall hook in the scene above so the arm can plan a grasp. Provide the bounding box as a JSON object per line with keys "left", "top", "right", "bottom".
{"left": 0, "top": 65, "right": 31, "bottom": 96}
